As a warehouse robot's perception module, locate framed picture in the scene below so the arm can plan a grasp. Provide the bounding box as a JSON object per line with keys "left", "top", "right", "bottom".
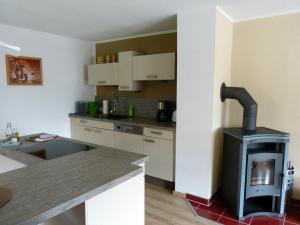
{"left": 5, "top": 55, "right": 43, "bottom": 85}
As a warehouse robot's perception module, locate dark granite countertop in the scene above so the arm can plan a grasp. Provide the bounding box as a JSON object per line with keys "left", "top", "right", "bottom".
{"left": 0, "top": 137, "right": 148, "bottom": 225}
{"left": 69, "top": 113, "right": 176, "bottom": 131}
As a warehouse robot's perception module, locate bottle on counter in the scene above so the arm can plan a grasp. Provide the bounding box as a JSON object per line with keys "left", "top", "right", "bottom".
{"left": 5, "top": 123, "right": 14, "bottom": 139}
{"left": 13, "top": 127, "right": 20, "bottom": 140}
{"left": 128, "top": 105, "right": 135, "bottom": 118}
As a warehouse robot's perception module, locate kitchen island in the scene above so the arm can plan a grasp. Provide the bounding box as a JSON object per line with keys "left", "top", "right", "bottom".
{"left": 0, "top": 136, "right": 147, "bottom": 225}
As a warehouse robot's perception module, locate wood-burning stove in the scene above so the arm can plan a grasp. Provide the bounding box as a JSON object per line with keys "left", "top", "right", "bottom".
{"left": 222, "top": 128, "right": 289, "bottom": 220}
{"left": 220, "top": 83, "right": 290, "bottom": 220}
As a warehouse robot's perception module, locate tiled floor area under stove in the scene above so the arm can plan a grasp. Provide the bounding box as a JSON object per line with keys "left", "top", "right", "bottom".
{"left": 187, "top": 195, "right": 300, "bottom": 225}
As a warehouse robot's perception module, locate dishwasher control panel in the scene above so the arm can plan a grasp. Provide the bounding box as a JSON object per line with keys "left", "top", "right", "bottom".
{"left": 114, "top": 123, "right": 143, "bottom": 135}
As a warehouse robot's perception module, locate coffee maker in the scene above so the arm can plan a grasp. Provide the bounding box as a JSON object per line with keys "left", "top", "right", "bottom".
{"left": 156, "top": 101, "right": 170, "bottom": 122}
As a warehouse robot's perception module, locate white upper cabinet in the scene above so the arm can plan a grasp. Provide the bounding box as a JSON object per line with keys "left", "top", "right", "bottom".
{"left": 88, "top": 63, "right": 118, "bottom": 86}
{"left": 118, "top": 51, "right": 143, "bottom": 91}
{"left": 132, "top": 52, "right": 175, "bottom": 81}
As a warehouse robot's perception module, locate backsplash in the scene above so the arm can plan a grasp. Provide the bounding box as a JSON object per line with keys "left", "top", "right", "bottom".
{"left": 95, "top": 96, "right": 176, "bottom": 119}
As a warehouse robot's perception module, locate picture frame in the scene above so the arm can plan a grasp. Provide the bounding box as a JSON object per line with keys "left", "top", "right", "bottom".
{"left": 5, "top": 55, "right": 43, "bottom": 85}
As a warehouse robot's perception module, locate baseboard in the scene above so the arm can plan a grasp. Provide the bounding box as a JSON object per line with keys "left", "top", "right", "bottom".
{"left": 186, "top": 193, "right": 212, "bottom": 206}
{"left": 145, "top": 175, "right": 175, "bottom": 190}
{"left": 173, "top": 190, "right": 186, "bottom": 199}
{"left": 186, "top": 190, "right": 221, "bottom": 207}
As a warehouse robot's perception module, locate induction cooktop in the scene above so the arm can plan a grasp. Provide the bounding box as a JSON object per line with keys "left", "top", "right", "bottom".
{"left": 19, "top": 139, "right": 96, "bottom": 160}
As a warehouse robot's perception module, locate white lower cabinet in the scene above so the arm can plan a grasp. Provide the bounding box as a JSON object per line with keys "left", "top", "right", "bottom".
{"left": 71, "top": 120, "right": 114, "bottom": 148}
{"left": 71, "top": 124, "right": 94, "bottom": 144}
{"left": 92, "top": 128, "right": 114, "bottom": 148}
{"left": 85, "top": 173, "right": 144, "bottom": 225}
{"left": 143, "top": 136, "right": 174, "bottom": 181}
{"left": 114, "top": 132, "right": 143, "bottom": 154}
{"left": 71, "top": 118, "right": 175, "bottom": 182}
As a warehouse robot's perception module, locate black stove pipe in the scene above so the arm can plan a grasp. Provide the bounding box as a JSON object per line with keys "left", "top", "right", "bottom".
{"left": 220, "top": 83, "right": 258, "bottom": 131}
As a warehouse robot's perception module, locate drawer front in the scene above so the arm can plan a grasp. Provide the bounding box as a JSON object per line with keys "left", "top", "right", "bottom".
{"left": 71, "top": 118, "right": 114, "bottom": 130}
{"left": 143, "top": 127, "right": 173, "bottom": 140}
{"left": 93, "top": 128, "right": 115, "bottom": 148}
{"left": 143, "top": 137, "right": 174, "bottom": 181}
{"left": 71, "top": 124, "right": 94, "bottom": 144}
{"left": 114, "top": 132, "right": 143, "bottom": 154}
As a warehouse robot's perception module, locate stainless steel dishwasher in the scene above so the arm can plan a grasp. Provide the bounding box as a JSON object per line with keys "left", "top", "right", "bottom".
{"left": 114, "top": 123, "right": 143, "bottom": 154}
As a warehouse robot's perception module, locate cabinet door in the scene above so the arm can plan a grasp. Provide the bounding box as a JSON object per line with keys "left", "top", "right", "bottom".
{"left": 118, "top": 51, "right": 142, "bottom": 91}
{"left": 71, "top": 124, "right": 94, "bottom": 144}
{"left": 114, "top": 132, "right": 143, "bottom": 154}
{"left": 143, "top": 137, "right": 174, "bottom": 181}
{"left": 85, "top": 173, "right": 144, "bottom": 225}
{"left": 88, "top": 63, "right": 118, "bottom": 85}
{"left": 133, "top": 53, "right": 175, "bottom": 81}
{"left": 93, "top": 128, "right": 115, "bottom": 148}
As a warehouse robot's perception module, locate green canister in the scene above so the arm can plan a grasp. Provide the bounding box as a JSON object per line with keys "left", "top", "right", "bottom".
{"left": 87, "top": 101, "right": 97, "bottom": 117}
{"left": 128, "top": 105, "right": 134, "bottom": 118}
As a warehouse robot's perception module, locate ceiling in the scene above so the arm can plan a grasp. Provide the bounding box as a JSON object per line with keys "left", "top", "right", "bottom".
{"left": 0, "top": 0, "right": 299, "bottom": 41}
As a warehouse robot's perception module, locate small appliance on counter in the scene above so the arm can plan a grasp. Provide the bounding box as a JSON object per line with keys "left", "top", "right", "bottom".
{"left": 76, "top": 101, "right": 87, "bottom": 115}
{"left": 156, "top": 100, "right": 171, "bottom": 122}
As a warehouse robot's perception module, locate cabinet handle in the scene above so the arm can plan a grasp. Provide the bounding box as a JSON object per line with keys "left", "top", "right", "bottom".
{"left": 98, "top": 80, "right": 106, "bottom": 84}
{"left": 79, "top": 120, "right": 88, "bottom": 124}
{"left": 94, "top": 129, "right": 102, "bottom": 133}
{"left": 146, "top": 74, "right": 158, "bottom": 79}
{"left": 120, "top": 85, "right": 129, "bottom": 90}
{"left": 144, "top": 139, "right": 155, "bottom": 143}
{"left": 150, "top": 131, "right": 162, "bottom": 135}
{"left": 84, "top": 128, "right": 92, "bottom": 132}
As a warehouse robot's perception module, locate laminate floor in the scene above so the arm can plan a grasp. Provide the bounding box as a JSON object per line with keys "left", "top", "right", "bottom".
{"left": 145, "top": 183, "right": 218, "bottom": 225}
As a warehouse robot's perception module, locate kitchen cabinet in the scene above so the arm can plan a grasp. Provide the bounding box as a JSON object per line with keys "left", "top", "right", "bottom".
{"left": 143, "top": 136, "right": 174, "bottom": 181}
{"left": 71, "top": 117, "right": 176, "bottom": 182}
{"left": 143, "top": 127, "right": 174, "bottom": 182}
{"left": 71, "top": 118, "right": 114, "bottom": 148}
{"left": 114, "top": 132, "right": 143, "bottom": 154}
{"left": 144, "top": 127, "right": 174, "bottom": 140}
{"left": 88, "top": 63, "right": 118, "bottom": 85}
{"left": 133, "top": 53, "right": 175, "bottom": 81}
{"left": 71, "top": 124, "right": 94, "bottom": 144}
{"left": 85, "top": 173, "right": 144, "bottom": 225}
{"left": 92, "top": 128, "right": 114, "bottom": 148}
{"left": 118, "top": 51, "right": 143, "bottom": 91}
{"left": 71, "top": 118, "right": 114, "bottom": 130}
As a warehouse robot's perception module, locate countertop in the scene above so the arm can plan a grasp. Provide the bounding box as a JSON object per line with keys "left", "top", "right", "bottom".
{"left": 0, "top": 137, "right": 148, "bottom": 225}
{"left": 69, "top": 113, "right": 176, "bottom": 131}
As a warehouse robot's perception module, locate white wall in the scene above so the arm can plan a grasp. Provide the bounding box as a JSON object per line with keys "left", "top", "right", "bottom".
{"left": 0, "top": 24, "right": 95, "bottom": 138}
{"left": 211, "top": 10, "right": 233, "bottom": 195}
{"left": 176, "top": 6, "right": 217, "bottom": 199}
{"left": 229, "top": 13, "right": 300, "bottom": 199}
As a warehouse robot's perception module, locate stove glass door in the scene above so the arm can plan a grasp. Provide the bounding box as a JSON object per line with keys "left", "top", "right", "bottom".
{"left": 251, "top": 159, "right": 275, "bottom": 186}
{"left": 246, "top": 152, "right": 283, "bottom": 199}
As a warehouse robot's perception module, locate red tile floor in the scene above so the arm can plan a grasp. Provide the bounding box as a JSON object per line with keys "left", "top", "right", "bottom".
{"left": 187, "top": 198, "right": 300, "bottom": 225}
